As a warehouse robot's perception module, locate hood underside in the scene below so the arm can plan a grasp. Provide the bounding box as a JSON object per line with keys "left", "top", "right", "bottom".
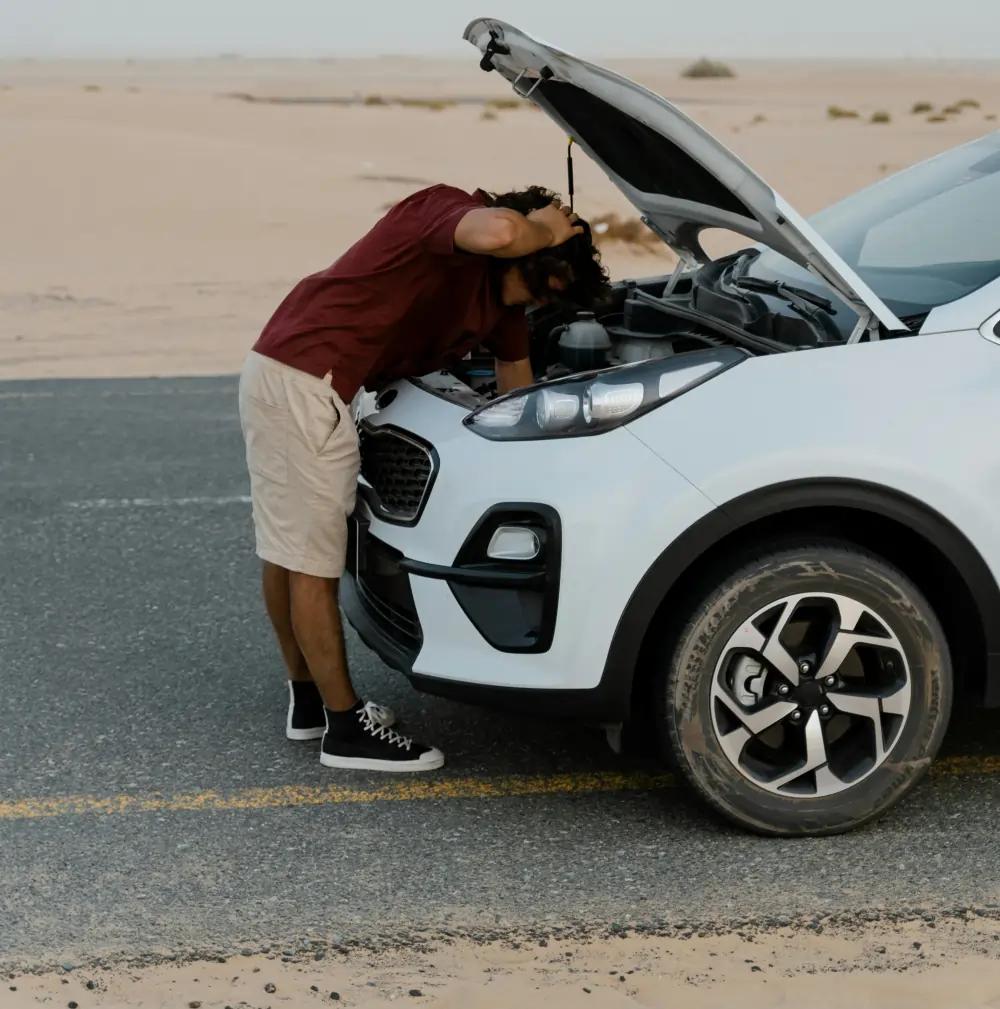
{"left": 464, "top": 18, "right": 907, "bottom": 332}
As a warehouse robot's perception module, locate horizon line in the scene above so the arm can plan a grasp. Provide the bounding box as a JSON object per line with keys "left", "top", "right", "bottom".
{"left": 3, "top": 51, "right": 999, "bottom": 62}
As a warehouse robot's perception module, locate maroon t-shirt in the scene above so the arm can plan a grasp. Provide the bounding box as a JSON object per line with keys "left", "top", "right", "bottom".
{"left": 253, "top": 184, "right": 530, "bottom": 402}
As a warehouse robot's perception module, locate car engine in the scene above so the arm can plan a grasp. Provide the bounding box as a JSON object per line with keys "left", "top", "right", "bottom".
{"left": 448, "top": 272, "right": 744, "bottom": 400}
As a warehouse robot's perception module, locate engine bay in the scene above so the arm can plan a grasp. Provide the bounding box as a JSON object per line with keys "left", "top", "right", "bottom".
{"left": 447, "top": 267, "right": 769, "bottom": 401}
{"left": 411, "top": 248, "right": 863, "bottom": 408}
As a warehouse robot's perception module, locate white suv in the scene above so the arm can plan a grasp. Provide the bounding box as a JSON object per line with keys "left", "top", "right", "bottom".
{"left": 343, "top": 19, "right": 1000, "bottom": 835}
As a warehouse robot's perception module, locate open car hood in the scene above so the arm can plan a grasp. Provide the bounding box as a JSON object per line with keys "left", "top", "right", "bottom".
{"left": 464, "top": 18, "right": 906, "bottom": 332}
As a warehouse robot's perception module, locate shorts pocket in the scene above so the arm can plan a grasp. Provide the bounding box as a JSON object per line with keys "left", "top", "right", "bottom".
{"left": 243, "top": 394, "right": 289, "bottom": 484}
{"left": 313, "top": 396, "right": 343, "bottom": 456}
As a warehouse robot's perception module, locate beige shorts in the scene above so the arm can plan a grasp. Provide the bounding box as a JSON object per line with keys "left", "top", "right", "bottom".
{"left": 238, "top": 351, "right": 360, "bottom": 578}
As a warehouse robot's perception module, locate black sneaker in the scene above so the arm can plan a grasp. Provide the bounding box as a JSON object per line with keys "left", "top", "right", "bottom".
{"left": 320, "top": 701, "right": 444, "bottom": 772}
{"left": 286, "top": 683, "right": 395, "bottom": 741}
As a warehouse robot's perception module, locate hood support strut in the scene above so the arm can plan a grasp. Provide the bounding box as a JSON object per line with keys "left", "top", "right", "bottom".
{"left": 848, "top": 310, "right": 881, "bottom": 344}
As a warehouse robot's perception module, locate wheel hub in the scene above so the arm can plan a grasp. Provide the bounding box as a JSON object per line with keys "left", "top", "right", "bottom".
{"left": 709, "top": 592, "right": 912, "bottom": 798}
{"left": 793, "top": 679, "right": 825, "bottom": 707}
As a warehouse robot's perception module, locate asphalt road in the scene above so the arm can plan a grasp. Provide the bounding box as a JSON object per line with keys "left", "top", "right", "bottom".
{"left": 2, "top": 375, "right": 1000, "bottom": 971}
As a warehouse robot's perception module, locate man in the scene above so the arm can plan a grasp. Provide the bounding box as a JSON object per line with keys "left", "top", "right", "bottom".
{"left": 239, "top": 183, "right": 609, "bottom": 773}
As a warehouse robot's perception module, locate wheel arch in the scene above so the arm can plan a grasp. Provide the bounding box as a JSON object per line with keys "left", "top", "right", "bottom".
{"left": 603, "top": 478, "right": 1000, "bottom": 718}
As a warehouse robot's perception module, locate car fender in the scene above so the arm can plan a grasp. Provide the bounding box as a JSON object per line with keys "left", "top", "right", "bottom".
{"left": 600, "top": 477, "right": 1000, "bottom": 710}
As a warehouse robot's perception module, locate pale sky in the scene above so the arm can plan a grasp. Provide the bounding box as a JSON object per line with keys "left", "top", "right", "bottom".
{"left": 4, "top": 0, "right": 999, "bottom": 59}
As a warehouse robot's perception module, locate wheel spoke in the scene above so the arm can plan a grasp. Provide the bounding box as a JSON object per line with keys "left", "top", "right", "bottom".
{"left": 827, "top": 690, "right": 885, "bottom": 761}
{"left": 834, "top": 595, "right": 868, "bottom": 634}
{"left": 769, "top": 710, "right": 829, "bottom": 790}
{"left": 815, "top": 596, "right": 895, "bottom": 682}
{"left": 760, "top": 600, "right": 802, "bottom": 686}
{"left": 816, "top": 630, "right": 896, "bottom": 682}
{"left": 714, "top": 687, "right": 798, "bottom": 735}
{"left": 881, "top": 681, "right": 911, "bottom": 717}
{"left": 716, "top": 725, "right": 752, "bottom": 766}
{"left": 729, "top": 600, "right": 801, "bottom": 685}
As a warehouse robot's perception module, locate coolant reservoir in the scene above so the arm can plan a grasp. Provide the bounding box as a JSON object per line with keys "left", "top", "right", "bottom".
{"left": 555, "top": 312, "right": 612, "bottom": 372}
{"left": 615, "top": 332, "right": 676, "bottom": 364}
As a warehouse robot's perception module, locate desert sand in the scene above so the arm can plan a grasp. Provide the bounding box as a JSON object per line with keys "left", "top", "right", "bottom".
{"left": 2, "top": 56, "right": 1000, "bottom": 379}
{"left": 5, "top": 54, "right": 1000, "bottom": 1005}
{"left": 7, "top": 913, "right": 1000, "bottom": 1008}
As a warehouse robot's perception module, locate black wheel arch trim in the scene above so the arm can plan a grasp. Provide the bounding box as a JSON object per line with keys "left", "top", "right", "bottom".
{"left": 600, "top": 477, "right": 1000, "bottom": 712}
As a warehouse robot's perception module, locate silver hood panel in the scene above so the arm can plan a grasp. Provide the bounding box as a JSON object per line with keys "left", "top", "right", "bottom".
{"left": 464, "top": 18, "right": 906, "bottom": 332}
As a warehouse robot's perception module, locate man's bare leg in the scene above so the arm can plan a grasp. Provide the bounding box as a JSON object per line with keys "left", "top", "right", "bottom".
{"left": 288, "top": 571, "right": 358, "bottom": 712}
{"left": 261, "top": 561, "right": 310, "bottom": 682}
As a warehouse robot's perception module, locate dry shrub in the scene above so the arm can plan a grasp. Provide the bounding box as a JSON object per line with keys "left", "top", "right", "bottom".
{"left": 363, "top": 94, "right": 388, "bottom": 106}
{"left": 481, "top": 108, "right": 499, "bottom": 121}
{"left": 942, "top": 104, "right": 963, "bottom": 115}
{"left": 911, "top": 101, "right": 933, "bottom": 114}
{"left": 827, "top": 105, "right": 860, "bottom": 119}
{"left": 986, "top": 113, "right": 997, "bottom": 121}
{"left": 487, "top": 98, "right": 520, "bottom": 110}
{"left": 83, "top": 84, "right": 101, "bottom": 92}
{"left": 957, "top": 98, "right": 981, "bottom": 109}
{"left": 870, "top": 110, "right": 891, "bottom": 124}
{"left": 927, "top": 114, "right": 948, "bottom": 123}
{"left": 397, "top": 98, "right": 454, "bottom": 111}
{"left": 750, "top": 113, "right": 766, "bottom": 125}
{"left": 590, "top": 213, "right": 660, "bottom": 251}
{"left": 682, "top": 58, "right": 735, "bottom": 79}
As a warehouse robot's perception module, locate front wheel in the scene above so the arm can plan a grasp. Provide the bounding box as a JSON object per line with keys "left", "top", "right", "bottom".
{"left": 659, "top": 542, "right": 952, "bottom": 836}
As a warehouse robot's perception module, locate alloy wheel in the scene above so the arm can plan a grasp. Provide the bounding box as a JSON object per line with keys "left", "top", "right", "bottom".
{"left": 709, "top": 592, "right": 912, "bottom": 797}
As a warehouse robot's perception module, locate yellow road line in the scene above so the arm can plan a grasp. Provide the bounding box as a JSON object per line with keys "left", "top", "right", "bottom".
{"left": 931, "top": 754, "right": 1000, "bottom": 777}
{"left": 0, "top": 755, "right": 996, "bottom": 824}
{"left": 0, "top": 771, "right": 675, "bottom": 822}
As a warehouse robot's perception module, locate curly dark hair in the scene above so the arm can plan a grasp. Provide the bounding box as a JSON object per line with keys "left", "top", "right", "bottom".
{"left": 483, "top": 185, "right": 611, "bottom": 309}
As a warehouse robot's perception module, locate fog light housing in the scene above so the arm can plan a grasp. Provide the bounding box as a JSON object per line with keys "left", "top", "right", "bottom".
{"left": 487, "top": 525, "right": 541, "bottom": 561}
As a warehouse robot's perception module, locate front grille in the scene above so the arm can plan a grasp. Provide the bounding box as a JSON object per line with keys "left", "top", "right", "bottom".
{"left": 358, "top": 424, "right": 436, "bottom": 524}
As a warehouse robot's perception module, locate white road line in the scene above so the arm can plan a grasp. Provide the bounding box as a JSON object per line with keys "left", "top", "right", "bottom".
{"left": 66, "top": 495, "right": 251, "bottom": 510}
{"left": 0, "top": 386, "right": 233, "bottom": 401}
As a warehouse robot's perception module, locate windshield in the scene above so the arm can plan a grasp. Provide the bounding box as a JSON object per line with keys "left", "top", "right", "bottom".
{"left": 749, "top": 131, "right": 1000, "bottom": 320}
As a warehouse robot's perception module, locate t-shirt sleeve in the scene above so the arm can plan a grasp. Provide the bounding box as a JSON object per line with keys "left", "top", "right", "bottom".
{"left": 415, "top": 185, "right": 481, "bottom": 256}
{"left": 484, "top": 311, "right": 530, "bottom": 362}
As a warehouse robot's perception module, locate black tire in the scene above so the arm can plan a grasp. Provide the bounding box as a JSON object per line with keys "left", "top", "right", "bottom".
{"left": 658, "top": 541, "right": 952, "bottom": 836}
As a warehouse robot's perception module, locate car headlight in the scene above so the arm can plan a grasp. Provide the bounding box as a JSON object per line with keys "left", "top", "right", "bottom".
{"left": 465, "top": 347, "right": 747, "bottom": 440}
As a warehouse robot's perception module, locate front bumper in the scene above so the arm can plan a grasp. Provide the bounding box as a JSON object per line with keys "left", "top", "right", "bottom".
{"left": 344, "top": 501, "right": 561, "bottom": 659}
{"left": 341, "top": 378, "right": 719, "bottom": 719}
{"left": 342, "top": 516, "right": 633, "bottom": 720}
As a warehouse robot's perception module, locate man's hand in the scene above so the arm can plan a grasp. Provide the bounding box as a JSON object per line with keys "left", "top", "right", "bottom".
{"left": 526, "top": 200, "right": 584, "bottom": 248}
{"left": 454, "top": 201, "right": 584, "bottom": 259}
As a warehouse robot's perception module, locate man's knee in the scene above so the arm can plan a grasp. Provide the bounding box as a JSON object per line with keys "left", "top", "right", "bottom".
{"left": 288, "top": 570, "right": 340, "bottom": 594}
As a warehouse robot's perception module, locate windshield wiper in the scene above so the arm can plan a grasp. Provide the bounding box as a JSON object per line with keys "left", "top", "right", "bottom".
{"left": 731, "top": 275, "right": 836, "bottom": 315}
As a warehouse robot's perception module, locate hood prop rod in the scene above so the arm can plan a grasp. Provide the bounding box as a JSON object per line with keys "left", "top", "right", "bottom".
{"left": 566, "top": 137, "right": 575, "bottom": 213}
{"left": 848, "top": 308, "right": 881, "bottom": 344}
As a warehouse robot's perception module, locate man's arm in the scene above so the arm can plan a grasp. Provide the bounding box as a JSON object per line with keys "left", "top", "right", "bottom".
{"left": 455, "top": 202, "right": 583, "bottom": 258}
{"left": 495, "top": 357, "right": 534, "bottom": 395}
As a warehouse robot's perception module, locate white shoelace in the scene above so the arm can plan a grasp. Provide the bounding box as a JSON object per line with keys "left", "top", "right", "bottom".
{"left": 363, "top": 700, "right": 394, "bottom": 727}
{"left": 358, "top": 706, "right": 413, "bottom": 751}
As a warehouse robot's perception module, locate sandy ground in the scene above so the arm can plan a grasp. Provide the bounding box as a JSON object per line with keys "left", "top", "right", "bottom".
{"left": 2, "top": 56, "right": 1000, "bottom": 379}
{"left": 7, "top": 914, "right": 1000, "bottom": 1008}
